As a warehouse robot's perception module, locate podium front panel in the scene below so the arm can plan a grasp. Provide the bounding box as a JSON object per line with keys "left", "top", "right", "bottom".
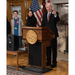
{"left": 29, "top": 42, "right": 42, "bottom": 67}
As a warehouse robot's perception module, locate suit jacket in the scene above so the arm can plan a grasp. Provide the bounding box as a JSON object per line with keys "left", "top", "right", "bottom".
{"left": 41, "top": 10, "right": 60, "bottom": 37}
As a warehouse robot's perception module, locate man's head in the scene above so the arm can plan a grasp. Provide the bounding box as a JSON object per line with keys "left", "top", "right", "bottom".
{"left": 13, "top": 10, "right": 18, "bottom": 18}
{"left": 46, "top": 3, "right": 52, "bottom": 12}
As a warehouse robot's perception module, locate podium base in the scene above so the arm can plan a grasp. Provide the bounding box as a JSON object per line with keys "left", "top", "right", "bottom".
{"left": 23, "top": 66, "right": 53, "bottom": 73}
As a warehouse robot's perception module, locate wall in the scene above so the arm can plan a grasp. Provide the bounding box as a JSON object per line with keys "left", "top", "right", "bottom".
{"left": 50, "top": 0, "right": 68, "bottom": 4}
{"left": 51, "top": 3, "right": 68, "bottom": 53}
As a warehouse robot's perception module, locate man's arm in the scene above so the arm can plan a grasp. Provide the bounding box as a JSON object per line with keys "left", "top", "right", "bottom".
{"left": 52, "top": 10, "right": 60, "bottom": 22}
{"left": 54, "top": 12, "right": 60, "bottom": 22}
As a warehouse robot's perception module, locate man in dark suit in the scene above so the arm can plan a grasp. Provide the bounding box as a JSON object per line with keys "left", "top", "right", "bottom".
{"left": 41, "top": 3, "right": 60, "bottom": 67}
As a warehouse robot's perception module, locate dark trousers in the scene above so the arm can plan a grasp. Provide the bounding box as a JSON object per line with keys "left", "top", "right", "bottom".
{"left": 46, "top": 37, "right": 57, "bottom": 64}
{"left": 13, "top": 36, "right": 22, "bottom": 57}
{"left": 46, "top": 46, "right": 51, "bottom": 64}
{"left": 19, "top": 36, "right": 22, "bottom": 48}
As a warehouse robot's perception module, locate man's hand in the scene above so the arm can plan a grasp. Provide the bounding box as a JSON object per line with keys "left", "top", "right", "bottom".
{"left": 52, "top": 10, "right": 56, "bottom": 16}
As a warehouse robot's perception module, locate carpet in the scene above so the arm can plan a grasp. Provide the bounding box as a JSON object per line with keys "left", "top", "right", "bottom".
{"left": 7, "top": 66, "right": 45, "bottom": 75}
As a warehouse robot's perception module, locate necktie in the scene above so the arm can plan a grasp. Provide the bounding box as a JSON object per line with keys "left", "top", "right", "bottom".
{"left": 47, "top": 13, "right": 50, "bottom": 22}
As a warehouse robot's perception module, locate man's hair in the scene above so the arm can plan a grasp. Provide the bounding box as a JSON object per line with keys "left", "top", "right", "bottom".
{"left": 13, "top": 10, "right": 18, "bottom": 14}
{"left": 46, "top": 3, "right": 52, "bottom": 7}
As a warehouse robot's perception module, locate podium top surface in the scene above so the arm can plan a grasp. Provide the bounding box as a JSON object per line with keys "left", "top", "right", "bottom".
{"left": 22, "top": 26, "right": 47, "bottom": 29}
{"left": 22, "top": 26, "right": 55, "bottom": 35}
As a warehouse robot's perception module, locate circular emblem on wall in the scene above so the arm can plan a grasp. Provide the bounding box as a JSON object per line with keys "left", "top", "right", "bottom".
{"left": 26, "top": 30, "right": 37, "bottom": 44}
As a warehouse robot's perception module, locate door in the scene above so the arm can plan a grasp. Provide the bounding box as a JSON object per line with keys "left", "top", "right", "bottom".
{"left": 7, "top": 0, "right": 26, "bottom": 25}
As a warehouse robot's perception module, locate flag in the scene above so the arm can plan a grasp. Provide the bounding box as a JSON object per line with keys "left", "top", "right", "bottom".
{"left": 30, "top": 0, "right": 43, "bottom": 27}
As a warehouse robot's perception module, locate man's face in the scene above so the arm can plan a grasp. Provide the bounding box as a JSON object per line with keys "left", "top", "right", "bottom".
{"left": 13, "top": 12, "right": 18, "bottom": 18}
{"left": 46, "top": 4, "right": 52, "bottom": 12}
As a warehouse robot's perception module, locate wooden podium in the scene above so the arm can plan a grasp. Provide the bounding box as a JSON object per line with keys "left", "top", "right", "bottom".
{"left": 22, "top": 26, "right": 55, "bottom": 70}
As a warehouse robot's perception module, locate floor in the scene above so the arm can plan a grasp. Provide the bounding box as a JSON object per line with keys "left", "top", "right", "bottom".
{"left": 57, "top": 51, "right": 68, "bottom": 61}
{"left": 7, "top": 51, "right": 68, "bottom": 75}
{"left": 45, "top": 60, "right": 68, "bottom": 75}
